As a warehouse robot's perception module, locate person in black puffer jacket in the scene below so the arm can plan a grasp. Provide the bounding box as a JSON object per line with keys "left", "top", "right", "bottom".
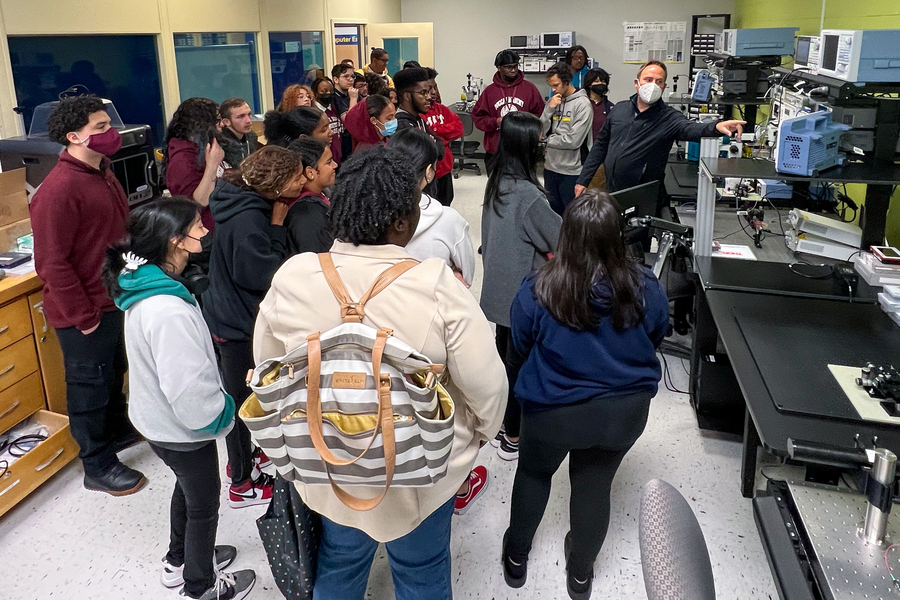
{"left": 203, "top": 146, "right": 306, "bottom": 507}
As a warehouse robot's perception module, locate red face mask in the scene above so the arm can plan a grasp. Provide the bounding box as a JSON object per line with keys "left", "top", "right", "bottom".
{"left": 76, "top": 127, "right": 123, "bottom": 157}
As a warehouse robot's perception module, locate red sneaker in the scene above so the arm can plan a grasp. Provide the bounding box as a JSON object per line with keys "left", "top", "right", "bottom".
{"left": 225, "top": 461, "right": 261, "bottom": 485}
{"left": 229, "top": 473, "right": 274, "bottom": 508}
{"left": 454, "top": 466, "right": 489, "bottom": 515}
{"left": 253, "top": 447, "right": 273, "bottom": 469}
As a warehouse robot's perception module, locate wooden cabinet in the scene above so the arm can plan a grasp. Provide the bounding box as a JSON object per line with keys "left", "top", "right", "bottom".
{"left": 28, "top": 291, "right": 66, "bottom": 414}
{"left": 0, "top": 272, "right": 76, "bottom": 517}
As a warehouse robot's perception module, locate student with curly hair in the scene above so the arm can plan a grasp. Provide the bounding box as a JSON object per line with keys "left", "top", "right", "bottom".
{"left": 163, "top": 97, "right": 225, "bottom": 231}
{"left": 203, "top": 146, "right": 307, "bottom": 508}
{"left": 276, "top": 84, "right": 314, "bottom": 112}
{"left": 30, "top": 95, "right": 146, "bottom": 496}
{"left": 253, "top": 145, "right": 507, "bottom": 599}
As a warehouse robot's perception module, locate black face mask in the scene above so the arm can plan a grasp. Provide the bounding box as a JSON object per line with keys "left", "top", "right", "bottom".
{"left": 591, "top": 84, "right": 609, "bottom": 97}
{"left": 318, "top": 93, "right": 333, "bottom": 107}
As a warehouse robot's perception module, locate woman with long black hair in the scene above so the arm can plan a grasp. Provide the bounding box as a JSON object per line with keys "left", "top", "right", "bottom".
{"left": 163, "top": 97, "right": 225, "bottom": 231}
{"left": 102, "top": 197, "right": 255, "bottom": 600}
{"left": 501, "top": 190, "right": 670, "bottom": 600}
{"left": 480, "top": 111, "right": 562, "bottom": 462}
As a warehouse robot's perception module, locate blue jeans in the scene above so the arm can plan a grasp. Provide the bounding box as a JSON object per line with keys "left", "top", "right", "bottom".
{"left": 313, "top": 496, "right": 455, "bottom": 600}
{"left": 543, "top": 169, "right": 579, "bottom": 216}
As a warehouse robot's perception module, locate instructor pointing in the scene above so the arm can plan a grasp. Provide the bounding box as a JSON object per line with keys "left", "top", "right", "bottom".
{"left": 575, "top": 60, "right": 744, "bottom": 215}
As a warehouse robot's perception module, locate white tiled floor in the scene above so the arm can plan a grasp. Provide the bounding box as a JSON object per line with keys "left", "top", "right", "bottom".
{"left": 0, "top": 170, "right": 779, "bottom": 599}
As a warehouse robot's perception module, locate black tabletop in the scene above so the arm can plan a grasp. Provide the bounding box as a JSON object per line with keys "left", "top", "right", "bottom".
{"left": 694, "top": 256, "right": 880, "bottom": 303}
{"left": 701, "top": 158, "right": 900, "bottom": 185}
{"left": 706, "top": 290, "right": 900, "bottom": 456}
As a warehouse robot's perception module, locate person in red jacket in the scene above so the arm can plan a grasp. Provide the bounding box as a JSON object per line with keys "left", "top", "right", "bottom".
{"left": 472, "top": 49, "right": 545, "bottom": 171}
{"left": 30, "top": 95, "right": 147, "bottom": 497}
{"left": 424, "top": 68, "right": 464, "bottom": 206}
{"left": 343, "top": 94, "right": 397, "bottom": 151}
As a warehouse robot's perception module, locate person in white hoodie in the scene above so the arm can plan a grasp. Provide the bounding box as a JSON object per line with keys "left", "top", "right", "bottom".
{"left": 389, "top": 128, "right": 476, "bottom": 288}
{"left": 541, "top": 62, "right": 594, "bottom": 216}
{"left": 102, "top": 197, "right": 255, "bottom": 600}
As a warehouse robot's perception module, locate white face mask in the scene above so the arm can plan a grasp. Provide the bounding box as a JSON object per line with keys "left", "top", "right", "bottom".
{"left": 638, "top": 82, "right": 663, "bottom": 104}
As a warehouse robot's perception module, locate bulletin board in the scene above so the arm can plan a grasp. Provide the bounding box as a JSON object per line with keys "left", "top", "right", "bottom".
{"left": 622, "top": 21, "right": 687, "bottom": 64}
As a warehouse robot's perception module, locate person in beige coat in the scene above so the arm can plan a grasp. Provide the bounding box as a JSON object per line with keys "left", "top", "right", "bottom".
{"left": 253, "top": 145, "right": 508, "bottom": 600}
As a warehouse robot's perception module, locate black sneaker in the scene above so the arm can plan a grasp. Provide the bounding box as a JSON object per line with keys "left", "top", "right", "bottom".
{"left": 84, "top": 462, "right": 147, "bottom": 496}
{"left": 179, "top": 569, "right": 256, "bottom": 600}
{"left": 497, "top": 434, "right": 519, "bottom": 461}
{"left": 113, "top": 428, "right": 144, "bottom": 453}
{"left": 161, "top": 545, "right": 238, "bottom": 588}
{"left": 564, "top": 531, "right": 593, "bottom": 600}
{"left": 490, "top": 425, "right": 506, "bottom": 448}
{"left": 502, "top": 530, "right": 527, "bottom": 588}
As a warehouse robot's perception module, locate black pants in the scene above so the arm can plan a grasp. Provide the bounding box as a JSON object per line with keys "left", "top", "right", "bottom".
{"left": 216, "top": 339, "right": 255, "bottom": 485}
{"left": 494, "top": 325, "right": 525, "bottom": 438}
{"left": 56, "top": 310, "right": 130, "bottom": 477}
{"left": 543, "top": 169, "right": 578, "bottom": 216}
{"left": 435, "top": 173, "right": 454, "bottom": 206}
{"left": 150, "top": 442, "right": 220, "bottom": 598}
{"left": 483, "top": 152, "right": 495, "bottom": 176}
{"left": 506, "top": 392, "right": 652, "bottom": 576}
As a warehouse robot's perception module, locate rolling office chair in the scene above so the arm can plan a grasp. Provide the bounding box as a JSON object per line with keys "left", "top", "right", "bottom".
{"left": 450, "top": 110, "right": 482, "bottom": 177}
{"left": 639, "top": 479, "right": 716, "bottom": 600}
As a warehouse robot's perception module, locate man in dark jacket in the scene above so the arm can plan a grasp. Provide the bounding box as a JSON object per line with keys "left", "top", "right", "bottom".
{"left": 30, "top": 96, "right": 147, "bottom": 496}
{"left": 219, "top": 97, "right": 258, "bottom": 168}
{"left": 393, "top": 67, "right": 440, "bottom": 198}
{"left": 472, "top": 50, "right": 545, "bottom": 168}
{"left": 575, "top": 60, "right": 744, "bottom": 214}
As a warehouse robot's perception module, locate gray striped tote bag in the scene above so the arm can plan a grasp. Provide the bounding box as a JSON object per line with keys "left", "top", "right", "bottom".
{"left": 240, "top": 254, "right": 454, "bottom": 511}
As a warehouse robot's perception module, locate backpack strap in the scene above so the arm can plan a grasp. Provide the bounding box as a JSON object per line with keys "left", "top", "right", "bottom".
{"left": 305, "top": 327, "right": 396, "bottom": 511}
{"left": 318, "top": 253, "right": 419, "bottom": 323}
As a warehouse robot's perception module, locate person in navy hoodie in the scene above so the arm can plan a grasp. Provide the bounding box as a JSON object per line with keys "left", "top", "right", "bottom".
{"left": 500, "top": 189, "right": 669, "bottom": 600}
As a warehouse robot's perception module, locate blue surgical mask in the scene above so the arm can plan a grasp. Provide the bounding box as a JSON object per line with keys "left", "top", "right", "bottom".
{"left": 379, "top": 119, "right": 398, "bottom": 137}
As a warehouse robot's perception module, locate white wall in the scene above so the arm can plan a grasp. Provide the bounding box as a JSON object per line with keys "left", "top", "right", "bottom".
{"left": 401, "top": 0, "right": 735, "bottom": 106}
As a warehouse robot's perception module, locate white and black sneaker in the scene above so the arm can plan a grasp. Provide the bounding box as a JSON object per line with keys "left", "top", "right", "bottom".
{"left": 179, "top": 569, "right": 256, "bottom": 600}
{"left": 498, "top": 434, "right": 519, "bottom": 461}
{"left": 490, "top": 425, "right": 507, "bottom": 448}
{"left": 161, "top": 545, "right": 238, "bottom": 588}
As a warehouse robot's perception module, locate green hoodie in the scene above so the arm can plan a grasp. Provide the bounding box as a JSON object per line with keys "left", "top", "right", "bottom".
{"left": 115, "top": 264, "right": 233, "bottom": 436}
{"left": 115, "top": 264, "right": 196, "bottom": 311}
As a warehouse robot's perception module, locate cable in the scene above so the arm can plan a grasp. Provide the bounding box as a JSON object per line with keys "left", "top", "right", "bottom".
{"left": 789, "top": 262, "right": 834, "bottom": 279}
{"left": 884, "top": 543, "right": 900, "bottom": 590}
{"left": 659, "top": 352, "right": 688, "bottom": 395}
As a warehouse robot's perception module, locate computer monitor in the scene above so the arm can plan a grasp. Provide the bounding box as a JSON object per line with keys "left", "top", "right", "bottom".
{"left": 611, "top": 180, "right": 660, "bottom": 220}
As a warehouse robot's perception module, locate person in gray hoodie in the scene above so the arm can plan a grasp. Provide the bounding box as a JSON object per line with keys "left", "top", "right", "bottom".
{"left": 102, "top": 197, "right": 255, "bottom": 600}
{"left": 481, "top": 112, "right": 562, "bottom": 462}
{"left": 541, "top": 62, "right": 594, "bottom": 215}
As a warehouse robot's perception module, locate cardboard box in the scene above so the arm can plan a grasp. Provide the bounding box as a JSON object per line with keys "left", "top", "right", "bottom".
{"left": 0, "top": 218, "right": 32, "bottom": 253}
{"left": 0, "top": 169, "right": 30, "bottom": 228}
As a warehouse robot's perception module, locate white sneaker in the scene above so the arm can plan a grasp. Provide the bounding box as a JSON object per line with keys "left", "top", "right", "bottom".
{"left": 161, "top": 545, "right": 237, "bottom": 588}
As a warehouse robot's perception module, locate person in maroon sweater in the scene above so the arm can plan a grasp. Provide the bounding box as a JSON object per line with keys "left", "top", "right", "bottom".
{"left": 163, "top": 97, "right": 226, "bottom": 232}
{"left": 423, "top": 68, "right": 464, "bottom": 207}
{"left": 472, "top": 50, "right": 545, "bottom": 171}
{"left": 30, "top": 95, "right": 147, "bottom": 496}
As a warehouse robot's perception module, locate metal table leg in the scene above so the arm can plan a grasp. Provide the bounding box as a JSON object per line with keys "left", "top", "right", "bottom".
{"left": 742, "top": 406, "right": 760, "bottom": 498}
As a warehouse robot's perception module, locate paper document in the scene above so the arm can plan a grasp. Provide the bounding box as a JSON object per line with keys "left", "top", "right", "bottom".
{"left": 711, "top": 244, "right": 757, "bottom": 260}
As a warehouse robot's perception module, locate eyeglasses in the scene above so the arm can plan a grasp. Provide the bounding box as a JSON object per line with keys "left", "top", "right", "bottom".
{"left": 499, "top": 64, "right": 519, "bottom": 71}
{"left": 412, "top": 89, "right": 433, "bottom": 98}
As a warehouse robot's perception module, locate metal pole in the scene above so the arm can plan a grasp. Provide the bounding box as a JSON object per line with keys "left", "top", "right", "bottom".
{"left": 862, "top": 448, "right": 897, "bottom": 546}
